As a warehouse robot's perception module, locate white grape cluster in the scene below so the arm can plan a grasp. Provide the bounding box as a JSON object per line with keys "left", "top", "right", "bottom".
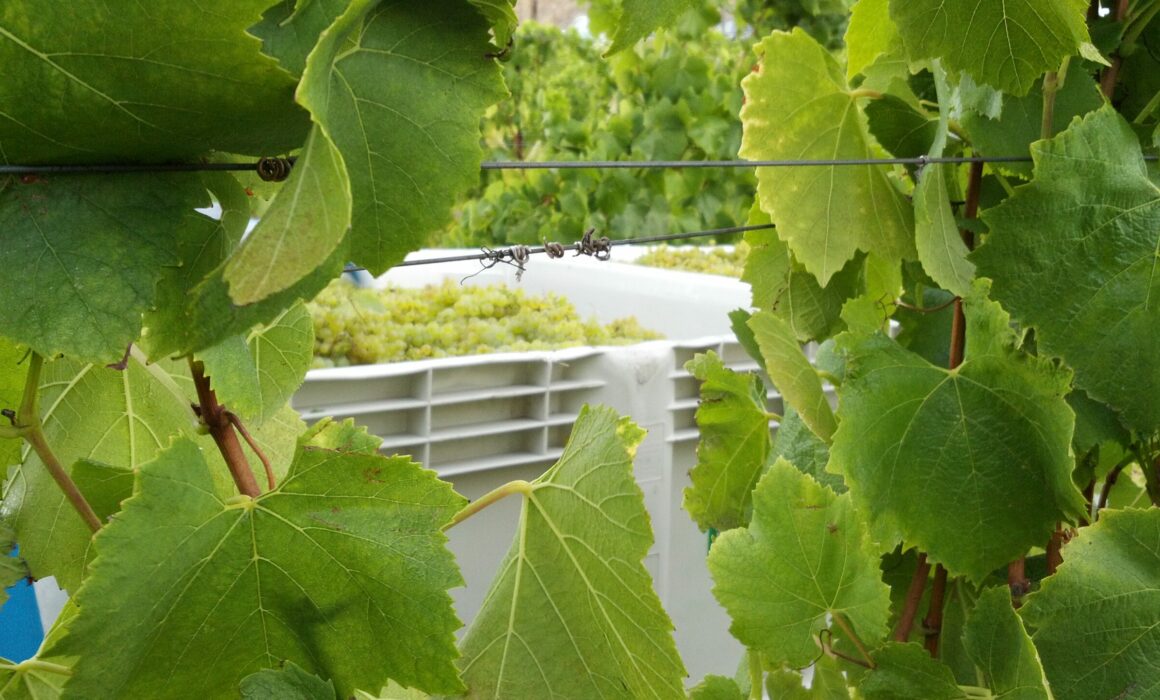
{"left": 309, "top": 279, "right": 662, "bottom": 367}
{"left": 634, "top": 243, "right": 749, "bottom": 278}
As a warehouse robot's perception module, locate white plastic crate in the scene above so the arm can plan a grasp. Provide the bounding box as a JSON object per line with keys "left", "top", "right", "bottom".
{"left": 297, "top": 250, "right": 775, "bottom": 681}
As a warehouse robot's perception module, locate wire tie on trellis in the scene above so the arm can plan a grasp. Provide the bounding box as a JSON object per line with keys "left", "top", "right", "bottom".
{"left": 543, "top": 240, "right": 567, "bottom": 259}
{"left": 256, "top": 157, "right": 293, "bottom": 182}
{"left": 460, "top": 245, "right": 531, "bottom": 283}
{"left": 574, "top": 228, "right": 612, "bottom": 261}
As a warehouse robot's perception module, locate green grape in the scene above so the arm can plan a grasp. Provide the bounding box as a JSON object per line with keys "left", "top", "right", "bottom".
{"left": 634, "top": 243, "right": 749, "bottom": 277}
{"left": 306, "top": 278, "right": 662, "bottom": 365}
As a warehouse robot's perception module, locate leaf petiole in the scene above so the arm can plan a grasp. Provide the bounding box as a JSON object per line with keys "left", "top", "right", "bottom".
{"left": 16, "top": 353, "right": 102, "bottom": 532}
{"left": 444, "top": 479, "right": 534, "bottom": 531}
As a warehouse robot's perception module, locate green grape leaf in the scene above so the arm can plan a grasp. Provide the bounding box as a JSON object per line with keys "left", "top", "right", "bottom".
{"left": 196, "top": 302, "right": 314, "bottom": 426}
{"left": 846, "top": 0, "right": 903, "bottom": 80}
{"left": 1067, "top": 389, "right": 1130, "bottom": 455}
{"left": 223, "top": 126, "right": 352, "bottom": 305}
{"left": 141, "top": 174, "right": 347, "bottom": 360}
{"left": 458, "top": 406, "right": 686, "bottom": 698}
{"left": 3, "top": 354, "right": 194, "bottom": 593}
{"left": 748, "top": 311, "right": 837, "bottom": 442}
{"left": 301, "top": 417, "right": 383, "bottom": 455}
{"left": 773, "top": 407, "right": 843, "bottom": 493}
{"left": 915, "top": 164, "right": 974, "bottom": 296}
{"left": 683, "top": 352, "right": 773, "bottom": 532}
{"left": 467, "top": 0, "right": 519, "bottom": 47}
{"left": 0, "top": 2, "right": 307, "bottom": 163}
{"left": 240, "top": 662, "right": 337, "bottom": 700}
{"left": 741, "top": 29, "right": 914, "bottom": 285}
{"left": 298, "top": 0, "right": 507, "bottom": 275}
{"left": 895, "top": 286, "right": 955, "bottom": 367}
{"left": 70, "top": 459, "right": 134, "bottom": 523}
{"left": 729, "top": 309, "right": 767, "bottom": 373}
{"left": 862, "top": 643, "right": 968, "bottom": 699}
{"left": 974, "top": 105, "right": 1160, "bottom": 431}
{"left": 0, "top": 174, "right": 208, "bottom": 363}
{"left": 58, "top": 436, "right": 467, "bottom": 698}
{"left": 606, "top": 0, "right": 696, "bottom": 55}
{"left": 742, "top": 226, "right": 860, "bottom": 344}
{"left": 689, "top": 674, "right": 745, "bottom": 700}
{"left": 964, "top": 586, "right": 1050, "bottom": 699}
{"left": 709, "top": 460, "right": 890, "bottom": 666}
{"left": 1021, "top": 508, "right": 1160, "bottom": 700}
{"left": 962, "top": 73, "right": 1104, "bottom": 178}
{"left": 888, "top": 0, "right": 1091, "bottom": 96}
{"left": 864, "top": 95, "right": 940, "bottom": 159}
{"left": 250, "top": 0, "right": 347, "bottom": 78}
{"left": 829, "top": 284, "right": 1085, "bottom": 580}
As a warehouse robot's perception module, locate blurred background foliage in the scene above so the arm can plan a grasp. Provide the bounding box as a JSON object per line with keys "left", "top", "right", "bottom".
{"left": 431, "top": 0, "right": 850, "bottom": 248}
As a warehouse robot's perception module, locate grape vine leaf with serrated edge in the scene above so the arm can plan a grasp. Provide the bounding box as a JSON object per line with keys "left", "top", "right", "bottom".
{"left": 963, "top": 73, "right": 1104, "bottom": 179}
{"left": 301, "top": 417, "right": 383, "bottom": 455}
{"left": 0, "top": 1, "right": 308, "bottom": 163}
{"left": 748, "top": 311, "right": 837, "bottom": 441}
{"left": 56, "top": 436, "right": 467, "bottom": 699}
{"left": 773, "top": 407, "right": 843, "bottom": 493}
{"left": 742, "top": 224, "right": 861, "bottom": 344}
{"left": 467, "top": 0, "right": 519, "bottom": 47}
{"left": 1020, "top": 508, "right": 1160, "bottom": 700}
{"left": 828, "top": 281, "right": 1085, "bottom": 581}
{"left": 864, "top": 95, "right": 940, "bottom": 160}
{"left": 240, "top": 661, "right": 336, "bottom": 700}
{"left": 683, "top": 351, "right": 772, "bottom": 532}
{"left": 915, "top": 164, "right": 974, "bottom": 297}
{"left": 0, "top": 174, "right": 209, "bottom": 364}
{"left": 457, "top": 405, "right": 686, "bottom": 699}
{"left": 295, "top": 0, "right": 507, "bottom": 275}
{"left": 861, "top": 643, "right": 969, "bottom": 699}
{"left": 845, "top": 0, "right": 903, "bottom": 80}
{"left": 688, "top": 675, "right": 745, "bottom": 700}
{"left": 3, "top": 355, "right": 195, "bottom": 593}
{"left": 708, "top": 459, "right": 891, "bottom": 667}
{"left": 196, "top": 302, "right": 314, "bottom": 426}
{"left": 606, "top": 0, "right": 696, "bottom": 55}
{"left": 888, "top": 0, "right": 1091, "bottom": 96}
{"left": 973, "top": 105, "right": 1160, "bottom": 432}
{"left": 141, "top": 172, "right": 348, "bottom": 359}
{"left": 913, "top": 61, "right": 975, "bottom": 298}
{"left": 740, "top": 29, "right": 914, "bottom": 285}
{"left": 223, "top": 125, "right": 352, "bottom": 305}
{"left": 963, "top": 586, "right": 1051, "bottom": 700}
{"left": 70, "top": 459, "right": 134, "bottom": 523}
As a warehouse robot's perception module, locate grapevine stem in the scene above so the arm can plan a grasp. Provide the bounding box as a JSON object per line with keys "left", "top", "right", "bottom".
{"left": 227, "top": 411, "right": 275, "bottom": 490}
{"left": 922, "top": 565, "right": 948, "bottom": 657}
{"left": 1008, "top": 557, "right": 1030, "bottom": 606}
{"left": 16, "top": 354, "right": 102, "bottom": 533}
{"left": 444, "top": 480, "right": 534, "bottom": 531}
{"left": 189, "top": 359, "right": 261, "bottom": 498}
{"left": 832, "top": 613, "right": 876, "bottom": 669}
{"left": 1097, "top": 461, "right": 1130, "bottom": 514}
{"left": 1101, "top": 0, "right": 1132, "bottom": 98}
{"left": 893, "top": 551, "right": 930, "bottom": 642}
{"left": 1041, "top": 71, "right": 1060, "bottom": 142}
